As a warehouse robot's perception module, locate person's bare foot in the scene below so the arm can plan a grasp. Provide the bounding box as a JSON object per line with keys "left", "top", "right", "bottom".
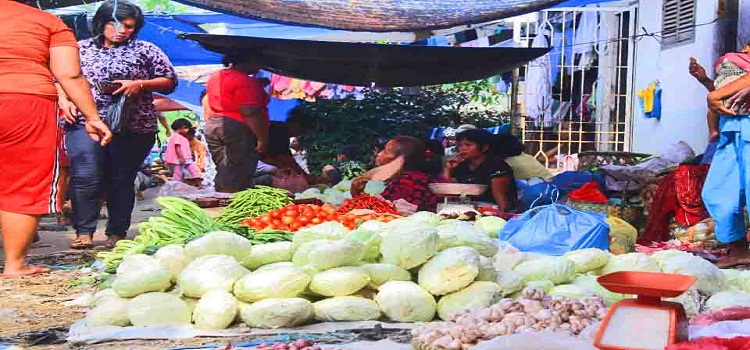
{"left": 717, "top": 239, "right": 750, "bottom": 268}
{"left": 1, "top": 265, "right": 50, "bottom": 278}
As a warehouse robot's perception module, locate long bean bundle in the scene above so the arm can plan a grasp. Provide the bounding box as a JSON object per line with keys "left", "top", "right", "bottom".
{"left": 216, "top": 186, "right": 292, "bottom": 225}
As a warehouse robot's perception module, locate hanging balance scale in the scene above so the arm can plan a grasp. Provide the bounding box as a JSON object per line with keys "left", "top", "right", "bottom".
{"left": 594, "top": 271, "right": 696, "bottom": 350}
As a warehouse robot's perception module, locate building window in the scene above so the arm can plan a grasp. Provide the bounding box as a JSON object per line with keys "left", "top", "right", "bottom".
{"left": 662, "top": 0, "right": 696, "bottom": 49}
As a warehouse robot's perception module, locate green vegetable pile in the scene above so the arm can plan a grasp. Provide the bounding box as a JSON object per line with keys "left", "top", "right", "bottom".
{"left": 97, "top": 196, "right": 291, "bottom": 273}
{"left": 216, "top": 186, "right": 293, "bottom": 225}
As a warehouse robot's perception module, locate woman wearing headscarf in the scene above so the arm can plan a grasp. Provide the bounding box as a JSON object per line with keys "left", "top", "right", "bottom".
{"left": 58, "top": 0, "right": 177, "bottom": 249}
{"left": 0, "top": 0, "right": 111, "bottom": 276}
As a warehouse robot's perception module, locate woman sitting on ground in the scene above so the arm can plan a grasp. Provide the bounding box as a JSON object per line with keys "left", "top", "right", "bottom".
{"left": 351, "top": 136, "right": 438, "bottom": 213}
{"left": 441, "top": 129, "right": 518, "bottom": 212}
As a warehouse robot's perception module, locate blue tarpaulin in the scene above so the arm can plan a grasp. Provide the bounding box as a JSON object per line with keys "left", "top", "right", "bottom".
{"left": 554, "top": 0, "right": 621, "bottom": 7}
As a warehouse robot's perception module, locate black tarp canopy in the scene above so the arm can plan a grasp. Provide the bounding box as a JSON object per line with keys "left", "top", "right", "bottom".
{"left": 181, "top": 34, "right": 550, "bottom": 87}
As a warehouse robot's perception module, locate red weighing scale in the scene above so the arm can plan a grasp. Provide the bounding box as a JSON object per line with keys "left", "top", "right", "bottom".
{"left": 594, "top": 271, "right": 696, "bottom": 350}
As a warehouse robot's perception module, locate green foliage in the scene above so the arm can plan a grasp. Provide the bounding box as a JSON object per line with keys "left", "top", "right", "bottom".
{"left": 297, "top": 85, "right": 511, "bottom": 175}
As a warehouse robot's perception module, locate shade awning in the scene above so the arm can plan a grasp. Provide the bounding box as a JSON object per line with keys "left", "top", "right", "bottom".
{"left": 173, "top": 0, "right": 566, "bottom": 32}
{"left": 180, "top": 34, "right": 550, "bottom": 87}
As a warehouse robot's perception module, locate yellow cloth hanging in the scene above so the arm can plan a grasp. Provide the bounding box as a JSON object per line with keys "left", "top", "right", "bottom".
{"left": 637, "top": 82, "right": 656, "bottom": 113}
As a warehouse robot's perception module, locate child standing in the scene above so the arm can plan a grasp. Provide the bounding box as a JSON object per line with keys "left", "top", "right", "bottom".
{"left": 690, "top": 43, "right": 750, "bottom": 141}
{"left": 165, "top": 119, "right": 202, "bottom": 187}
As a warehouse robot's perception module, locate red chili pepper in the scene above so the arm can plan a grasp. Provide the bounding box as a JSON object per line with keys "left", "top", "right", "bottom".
{"left": 337, "top": 194, "right": 398, "bottom": 215}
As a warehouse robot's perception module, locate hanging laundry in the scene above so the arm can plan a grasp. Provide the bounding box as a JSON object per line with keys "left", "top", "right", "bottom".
{"left": 637, "top": 81, "right": 661, "bottom": 119}
{"left": 524, "top": 30, "right": 553, "bottom": 126}
{"left": 571, "top": 9, "right": 598, "bottom": 73}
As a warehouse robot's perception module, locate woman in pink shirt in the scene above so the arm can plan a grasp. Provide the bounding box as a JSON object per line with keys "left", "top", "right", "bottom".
{"left": 165, "top": 118, "right": 201, "bottom": 186}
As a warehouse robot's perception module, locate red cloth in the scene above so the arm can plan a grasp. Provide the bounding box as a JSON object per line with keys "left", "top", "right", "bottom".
{"left": 381, "top": 170, "right": 438, "bottom": 212}
{"left": 691, "top": 307, "right": 750, "bottom": 326}
{"left": 666, "top": 337, "right": 750, "bottom": 350}
{"left": 639, "top": 165, "right": 710, "bottom": 244}
{"left": 206, "top": 68, "right": 269, "bottom": 125}
{"left": 674, "top": 164, "right": 710, "bottom": 226}
{"left": 0, "top": 94, "right": 58, "bottom": 215}
{"left": 568, "top": 181, "right": 608, "bottom": 203}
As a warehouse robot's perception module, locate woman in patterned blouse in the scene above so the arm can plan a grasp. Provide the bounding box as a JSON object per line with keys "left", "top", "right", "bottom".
{"left": 351, "top": 136, "right": 438, "bottom": 213}
{"left": 58, "top": 0, "right": 177, "bottom": 249}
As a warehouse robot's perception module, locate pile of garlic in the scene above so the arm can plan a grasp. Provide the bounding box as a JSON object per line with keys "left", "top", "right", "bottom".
{"left": 411, "top": 289, "right": 607, "bottom": 350}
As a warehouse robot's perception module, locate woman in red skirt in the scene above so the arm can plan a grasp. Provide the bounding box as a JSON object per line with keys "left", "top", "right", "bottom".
{"left": 0, "top": 1, "right": 112, "bottom": 277}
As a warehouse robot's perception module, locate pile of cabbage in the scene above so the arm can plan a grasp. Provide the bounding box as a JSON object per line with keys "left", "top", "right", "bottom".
{"left": 86, "top": 211, "right": 742, "bottom": 331}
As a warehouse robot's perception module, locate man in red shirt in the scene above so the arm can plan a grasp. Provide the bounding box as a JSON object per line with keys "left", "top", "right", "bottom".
{"left": 205, "top": 53, "right": 270, "bottom": 192}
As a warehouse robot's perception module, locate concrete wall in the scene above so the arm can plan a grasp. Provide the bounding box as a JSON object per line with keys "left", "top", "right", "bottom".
{"left": 631, "top": 0, "right": 724, "bottom": 155}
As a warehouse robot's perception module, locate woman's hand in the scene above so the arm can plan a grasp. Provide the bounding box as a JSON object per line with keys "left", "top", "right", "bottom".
{"left": 85, "top": 119, "right": 113, "bottom": 146}
{"left": 689, "top": 57, "right": 709, "bottom": 83}
{"left": 350, "top": 176, "right": 370, "bottom": 196}
{"left": 58, "top": 97, "right": 79, "bottom": 124}
{"left": 708, "top": 90, "right": 736, "bottom": 116}
{"left": 112, "top": 80, "right": 143, "bottom": 98}
{"left": 393, "top": 199, "right": 418, "bottom": 216}
{"left": 727, "top": 88, "right": 750, "bottom": 113}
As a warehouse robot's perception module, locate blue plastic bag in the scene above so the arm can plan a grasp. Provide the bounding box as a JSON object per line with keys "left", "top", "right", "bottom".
{"left": 498, "top": 204, "right": 610, "bottom": 256}
{"left": 551, "top": 171, "right": 605, "bottom": 195}
{"left": 516, "top": 178, "right": 559, "bottom": 211}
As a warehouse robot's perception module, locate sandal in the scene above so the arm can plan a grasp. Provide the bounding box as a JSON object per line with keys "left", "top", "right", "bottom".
{"left": 69, "top": 235, "right": 94, "bottom": 250}
{"left": 104, "top": 236, "right": 124, "bottom": 249}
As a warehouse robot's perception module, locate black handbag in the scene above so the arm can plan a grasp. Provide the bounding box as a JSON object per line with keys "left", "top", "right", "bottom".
{"left": 103, "top": 94, "right": 129, "bottom": 133}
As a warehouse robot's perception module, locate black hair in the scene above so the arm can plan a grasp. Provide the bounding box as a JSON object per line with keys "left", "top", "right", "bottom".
{"left": 170, "top": 118, "right": 192, "bottom": 131}
{"left": 456, "top": 129, "right": 493, "bottom": 151}
{"left": 187, "top": 127, "right": 197, "bottom": 137}
{"left": 92, "top": 0, "right": 145, "bottom": 38}
{"left": 492, "top": 134, "right": 524, "bottom": 158}
{"left": 390, "top": 136, "right": 426, "bottom": 172}
{"left": 423, "top": 139, "right": 445, "bottom": 176}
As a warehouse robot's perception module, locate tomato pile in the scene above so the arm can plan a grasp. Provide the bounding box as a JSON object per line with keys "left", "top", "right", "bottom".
{"left": 241, "top": 204, "right": 399, "bottom": 232}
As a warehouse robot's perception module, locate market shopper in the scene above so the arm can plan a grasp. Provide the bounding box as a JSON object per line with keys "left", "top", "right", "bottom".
{"left": 689, "top": 43, "right": 750, "bottom": 142}
{"left": 322, "top": 145, "right": 369, "bottom": 184}
{"left": 441, "top": 129, "right": 518, "bottom": 212}
{"left": 351, "top": 136, "right": 438, "bottom": 213}
{"left": 205, "top": 53, "right": 269, "bottom": 193}
{"left": 702, "top": 54, "right": 750, "bottom": 267}
{"left": 0, "top": 0, "right": 111, "bottom": 276}
{"left": 165, "top": 118, "right": 202, "bottom": 187}
{"left": 59, "top": 0, "right": 177, "bottom": 249}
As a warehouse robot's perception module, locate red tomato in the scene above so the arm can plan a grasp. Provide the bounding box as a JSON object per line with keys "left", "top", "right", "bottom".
{"left": 284, "top": 209, "right": 299, "bottom": 218}
{"left": 270, "top": 210, "right": 282, "bottom": 219}
{"left": 259, "top": 215, "right": 272, "bottom": 223}
{"left": 281, "top": 216, "right": 294, "bottom": 225}
{"left": 289, "top": 222, "right": 302, "bottom": 231}
{"left": 271, "top": 220, "right": 282, "bottom": 226}
{"left": 298, "top": 216, "right": 310, "bottom": 224}
{"left": 311, "top": 217, "right": 322, "bottom": 224}
{"left": 326, "top": 214, "right": 338, "bottom": 221}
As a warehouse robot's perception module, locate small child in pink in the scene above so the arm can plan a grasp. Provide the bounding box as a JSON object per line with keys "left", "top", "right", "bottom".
{"left": 164, "top": 118, "right": 201, "bottom": 186}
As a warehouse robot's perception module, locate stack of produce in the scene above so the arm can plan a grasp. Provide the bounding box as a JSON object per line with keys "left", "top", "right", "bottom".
{"left": 87, "top": 208, "right": 749, "bottom": 345}
{"left": 97, "top": 195, "right": 292, "bottom": 273}
{"left": 411, "top": 288, "right": 607, "bottom": 349}
{"left": 216, "top": 186, "right": 293, "bottom": 225}
{"left": 242, "top": 203, "right": 400, "bottom": 231}
{"left": 337, "top": 194, "right": 398, "bottom": 215}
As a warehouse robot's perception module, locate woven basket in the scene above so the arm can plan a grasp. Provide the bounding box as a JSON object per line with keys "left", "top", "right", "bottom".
{"left": 565, "top": 198, "right": 644, "bottom": 229}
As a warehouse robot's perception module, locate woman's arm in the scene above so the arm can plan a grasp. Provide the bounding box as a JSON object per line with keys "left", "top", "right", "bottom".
{"left": 113, "top": 77, "right": 176, "bottom": 96}
{"left": 708, "top": 74, "right": 750, "bottom": 115}
{"left": 49, "top": 46, "right": 112, "bottom": 145}
{"left": 489, "top": 177, "right": 514, "bottom": 212}
{"left": 158, "top": 115, "right": 171, "bottom": 136}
